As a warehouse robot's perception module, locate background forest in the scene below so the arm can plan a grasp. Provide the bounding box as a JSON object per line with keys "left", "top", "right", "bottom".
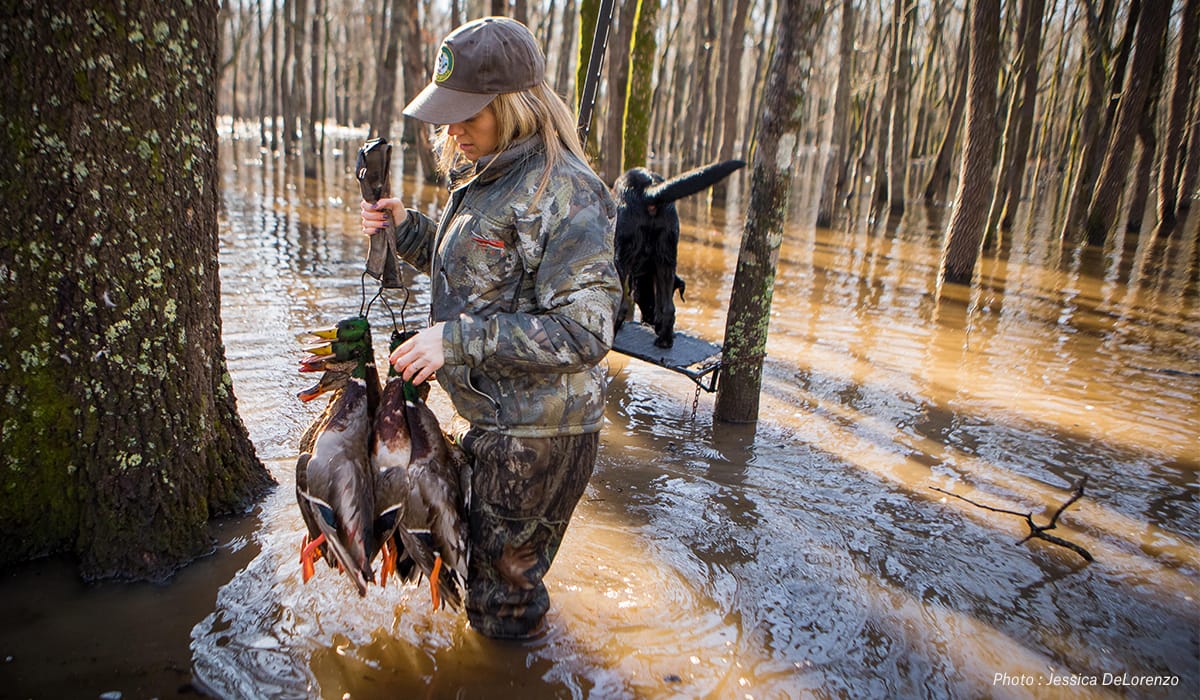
{"left": 216, "top": 0, "right": 1199, "bottom": 253}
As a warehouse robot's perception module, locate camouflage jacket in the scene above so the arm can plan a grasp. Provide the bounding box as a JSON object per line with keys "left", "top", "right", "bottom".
{"left": 392, "top": 136, "right": 619, "bottom": 437}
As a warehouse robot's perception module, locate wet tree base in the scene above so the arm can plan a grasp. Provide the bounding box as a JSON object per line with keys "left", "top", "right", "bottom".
{"left": 0, "top": 512, "right": 260, "bottom": 697}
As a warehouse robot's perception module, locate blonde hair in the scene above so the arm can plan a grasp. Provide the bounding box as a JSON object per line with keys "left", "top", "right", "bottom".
{"left": 432, "top": 82, "right": 587, "bottom": 204}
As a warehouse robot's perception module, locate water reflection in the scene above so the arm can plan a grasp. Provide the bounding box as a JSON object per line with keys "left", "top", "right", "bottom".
{"left": 195, "top": 124, "right": 1199, "bottom": 698}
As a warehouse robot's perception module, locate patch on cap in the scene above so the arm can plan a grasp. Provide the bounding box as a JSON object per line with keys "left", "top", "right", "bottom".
{"left": 435, "top": 45, "right": 454, "bottom": 83}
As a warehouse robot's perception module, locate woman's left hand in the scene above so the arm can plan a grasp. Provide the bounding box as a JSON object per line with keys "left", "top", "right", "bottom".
{"left": 389, "top": 322, "right": 446, "bottom": 385}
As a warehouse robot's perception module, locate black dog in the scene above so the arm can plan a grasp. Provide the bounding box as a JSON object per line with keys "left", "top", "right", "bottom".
{"left": 612, "top": 159, "right": 746, "bottom": 348}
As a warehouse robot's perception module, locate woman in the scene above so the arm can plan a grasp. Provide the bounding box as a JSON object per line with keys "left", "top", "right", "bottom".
{"left": 360, "top": 16, "right": 620, "bottom": 640}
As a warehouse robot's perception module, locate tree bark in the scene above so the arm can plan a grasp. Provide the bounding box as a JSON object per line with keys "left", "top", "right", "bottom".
{"left": 399, "top": 0, "right": 437, "bottom": 182}
{"left": 939, "top": 0, "right": 1001, "bottom": 286}
{"left": 816, "top": 0, "right": 857, "bottom": 228}
{"left": 257, "top": 0, "right": 269, "bottom": 147}
{"left": 870, "top": 2, "right": 898, "bottom": 217}
{"left": 600, "top": 0, "right": 637, "bottom": 183}
{"left": 555, "top": 0, "right": 577, "bottom": 100}
{"left": 1084, "top": 0, "right": 1171, "bottom": 246}
{"left": 305, "top": 0, "right": 323, "bottom": 157}
{"left": 291, "top": 0, "right": 309, "bottom": 151}
{"left": 270, "top": 0, "right": 281, "bottom": 150}
{"left": 1126, "top": 31, "right": 1167, "bottom": 234}
{"left": 0, "top": 0, "right": 272, "bottom": 581}
{"left": 1178, "top": 72, "right": 1200, "bottom": 213}
{"left": 1155, "top": 0, "right": 1199, "bottom": 236}
{"left": 996, "top": 0, "right": 1046, "bottom": 231}
{"left": 717, "top": 0, "right": 753, "bottom": 165}
{"left": 689, "top": 0, "right": 718, "bottom": 166}
{"left": 887, "top": 0, "right": 916, "bottom": 216}
{"left": 1062, "top": 0, "right": 1122, "bottom": 239}
{"left": 923, "top": 25, "right": 968, "bottom": 206}
{"left": 714, "top": 0, "right": 825, "bottom": 423}
{"left": 370, "top": 0, "right": 403, "bottom": 139}
{"left": 621, "top": 0, "right": 660, "bottom": 172}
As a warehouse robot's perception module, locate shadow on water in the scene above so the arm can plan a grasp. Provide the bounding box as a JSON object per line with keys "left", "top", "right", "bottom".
{"left": 2, "top": 122, "right": 1197, "bottom": 698}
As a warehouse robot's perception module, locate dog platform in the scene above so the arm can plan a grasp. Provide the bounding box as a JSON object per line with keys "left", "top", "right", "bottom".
{"left": 611, "top": 322, "right": 723, "bottom": 392}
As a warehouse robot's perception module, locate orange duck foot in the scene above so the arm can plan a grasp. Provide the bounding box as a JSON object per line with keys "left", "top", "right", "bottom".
{"left": 429, "top": 554, "right": 444, "bottom": 610}
{"left": 380, "top": 539, "right": 398, "bottom": 587}
{"left": 300, "top": 533, "right": 326, "bottom": 583}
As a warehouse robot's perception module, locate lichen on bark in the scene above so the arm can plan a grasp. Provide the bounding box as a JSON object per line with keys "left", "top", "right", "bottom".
{"left": 0, "top": 0, "right": 272, "bottom": 581}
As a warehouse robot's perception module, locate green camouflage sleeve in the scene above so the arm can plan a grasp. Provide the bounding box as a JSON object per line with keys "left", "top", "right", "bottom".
{"left": 393, "top": 208, "right": 438, "bottom": 275}
{"left": 443, "top": 175, "right": 619, "bottom": 374}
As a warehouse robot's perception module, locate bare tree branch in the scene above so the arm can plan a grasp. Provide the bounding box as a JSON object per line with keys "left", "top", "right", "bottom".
{"left": 932, "top": 477, "right": 1093, "bottom": 563}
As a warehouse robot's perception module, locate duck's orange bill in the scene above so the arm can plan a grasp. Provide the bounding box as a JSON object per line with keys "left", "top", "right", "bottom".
{"left": 297, "top": 386, "right": 323, "bottom": 402}
{"left": 429, "top": 554, "right": 443, "bottom": 609}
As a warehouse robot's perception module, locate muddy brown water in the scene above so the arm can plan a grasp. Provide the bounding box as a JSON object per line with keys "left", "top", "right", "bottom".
{"left": 1, "top": 126, "right": 1197, "bottom": 699}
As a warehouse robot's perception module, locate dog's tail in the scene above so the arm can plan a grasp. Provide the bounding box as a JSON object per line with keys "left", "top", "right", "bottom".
{"left": 645, "top": 159, "right": 746, "bottom": 205}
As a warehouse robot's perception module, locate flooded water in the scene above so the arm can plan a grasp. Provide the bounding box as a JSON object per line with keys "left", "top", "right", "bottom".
{"left": 178, "top": 126, "right": 1200, "bottom": 698}
{"left": 6, "top": 120, "right": 1189, "bottom": 698}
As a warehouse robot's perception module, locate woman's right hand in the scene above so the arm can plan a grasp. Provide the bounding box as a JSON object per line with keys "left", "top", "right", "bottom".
{"left": 360, "top": 198, "right": 404, "bottom": 236}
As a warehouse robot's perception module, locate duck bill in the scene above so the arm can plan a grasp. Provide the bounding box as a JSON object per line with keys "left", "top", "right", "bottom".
{"left": 318, "top": 524, "right": 374, "bottom": 596}
{"left": 295, "top": 328, "right": 339, "bottom": 344}
{"left": 299, "top": 354, "right": 330, "bottom": 372}
{"left": 308, "top": 327, "right": 340, "bottom": 340}
{"left": 297, "top": 384, "right": 325, "bottom": 402}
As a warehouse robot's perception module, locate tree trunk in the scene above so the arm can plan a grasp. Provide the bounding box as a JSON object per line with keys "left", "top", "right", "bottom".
{"left": 1084, "top": 0, "right": 1171, "bottom": 246}
{"left": 257, "top": 0, "right": 269, "bottom": 146}
{"left": 887, "top": 0, "right": 916, "bottom": 216}
{"left": 555, "top": 0, "right": 577, "bottom": 100}
{"left": 370, "top": 0, "right": 403, "bottom": 139}
{"left": 0, "top": 0, "right": 272, "bottom": 581}
{"left": 1062, "top": 0, "right": 1120, "bottom": 239}
{"left": 996, "top": 0, "right": 1046, "bottom": 231}
{"left": 399, "top": 0, "right": 438, "bottom": 182}
{"left": 1178, "top": 72, "right": 1200, "bottom": 213}
{"left": 601, "top": 0, "right": 637, "bottom": 183}
{"left": 306, "top": 0, "right": 323, "bottom": 157}
{"left": 715, "top": 0, "right": 825, "bottom": 424}
{"left": 923, "top": 25, "right": 968, "bottom": 206}
{"left": 717, "top": 0, "right": 752, "bottom": 165}
{"left": 939, "top": 0, "right": 1001, "bottom": 286}
{"left": 1029, "top": 0, "right": 1071, "bottom": 202}
{"left": 271, "top": 0, "right": 281, "bottom": 150}
{"left": 621, "top": 0, "right": 660, "bottom": 171}
{"left": 576, "top": 0, "right": 601, "bottom": 114}
{"left": 741, "top": 0, "right": 774, "bottom": 159}
{"left": 1126, "top": 31, "right": 1168, "bottom": 234}
{"left": 690, "top": 0, "right": 718, "bottom": 166}
{"left": 870, "top": 4, "right": 898, "bottom": 217}
{"left": 817, "top": 0, "right": 857, "bottom": 228}
{"left": 1155, "top": 0, "right": 1199, "bottom": 236}
{"left": 280, "top": 0, "right": 296, "bottom": 146}
{"left": 291, "top": 0, "right": 309, "bottom": 151}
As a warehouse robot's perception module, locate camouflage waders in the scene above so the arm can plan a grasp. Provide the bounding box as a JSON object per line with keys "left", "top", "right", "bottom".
{"left": 459, "top": 427, "right": 598, "bottom": 639}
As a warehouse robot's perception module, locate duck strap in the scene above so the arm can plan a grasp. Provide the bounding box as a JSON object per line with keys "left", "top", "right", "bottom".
{"left": 357, "top": 137, "right": 404, "bottom": 289}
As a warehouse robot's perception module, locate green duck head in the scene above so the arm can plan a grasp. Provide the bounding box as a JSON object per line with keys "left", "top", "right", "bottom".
{"left": 298, "top": 316, "right": 372, "bottom": 344}
{"left": 298, "top": 317, "right": 376, "bottom": 402}
{"left": 386, "top": 329, "right": 418, "bottom": 379}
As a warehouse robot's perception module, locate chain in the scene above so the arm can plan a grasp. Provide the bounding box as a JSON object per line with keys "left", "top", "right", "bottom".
{"left": 690, "top": 383, "right": 702, "bottom": 420}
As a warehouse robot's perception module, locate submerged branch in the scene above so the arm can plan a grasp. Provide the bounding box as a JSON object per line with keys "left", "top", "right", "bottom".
{"left": 931, "top": 477, "right": 1093, "bottom": 563}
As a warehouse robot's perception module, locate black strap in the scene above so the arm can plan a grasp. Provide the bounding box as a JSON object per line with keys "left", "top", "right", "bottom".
{"left": 576, "top": 0, "right": 617, "bottom": 143}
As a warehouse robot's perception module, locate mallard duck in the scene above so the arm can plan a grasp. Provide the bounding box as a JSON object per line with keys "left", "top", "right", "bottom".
{"left": 371, "top": 329, "right": 469, "bottom": 610}
{"left": 295, "top": 316, "right": 379, "bottom": 597}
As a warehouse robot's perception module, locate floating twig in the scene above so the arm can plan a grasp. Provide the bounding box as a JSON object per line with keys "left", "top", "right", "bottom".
{"left": 931, "top": 476, "right": 1093, "bottom": 563}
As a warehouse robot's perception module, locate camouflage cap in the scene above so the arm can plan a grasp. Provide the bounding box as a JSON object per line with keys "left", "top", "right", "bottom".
{"left": 403, "top": 17, "right": 546, "bottom": 125}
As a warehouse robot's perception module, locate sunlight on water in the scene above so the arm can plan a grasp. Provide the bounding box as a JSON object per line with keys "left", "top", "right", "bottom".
{"left": 194, "top": 128, "right": 1199, "bottom": 698}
